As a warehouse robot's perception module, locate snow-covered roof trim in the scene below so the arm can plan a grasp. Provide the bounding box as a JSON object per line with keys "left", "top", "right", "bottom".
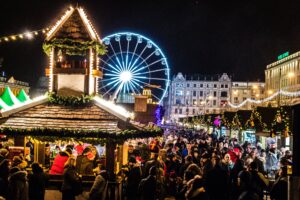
{"left": 93, "top": 96, "right": 134, "bottom": 122}
{"left": 1, "top": 95, "right": 48, "bottom": 118}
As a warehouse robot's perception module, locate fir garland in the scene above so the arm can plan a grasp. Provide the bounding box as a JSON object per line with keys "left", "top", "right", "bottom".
{"left": 43, "top": 38, "right": 107, "bottom": 56}
{"left": 48, "top": 92, "right": 93, "bottom": 106}
{"left": 0, "top": 127, "right": 163, "bottom": 144}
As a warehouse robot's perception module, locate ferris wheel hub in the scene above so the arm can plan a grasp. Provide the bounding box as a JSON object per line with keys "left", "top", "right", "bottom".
{"left": 120, "top": 71, "right": 132, "bottom": 82}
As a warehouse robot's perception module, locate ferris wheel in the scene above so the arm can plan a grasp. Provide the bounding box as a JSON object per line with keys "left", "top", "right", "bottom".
{"left": 98, "top": 32, "right": 170, "bottom": 104}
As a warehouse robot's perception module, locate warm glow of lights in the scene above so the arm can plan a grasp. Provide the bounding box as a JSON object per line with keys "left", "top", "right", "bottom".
{"left": 4, "top": 37, "right": 9, "bottom": 41}
{"left": 252, "top": 85, "right": 258, "bottom": 89}
{"left": 49, "top": 48, "right": 54, "bottom": 92}
{"left": 19, "top": 34, "right": 23, "bottom": 39}
{"left": 25, "top": 32, "right": 33, "bottom": 39}
{"left": 11, "top": 36, "right": 16, "bottom": 40}
{"left": 208, "top": 95, "right": 213, "bottom": 100}
{"left": 288, "top": 72, "right": 295, "bottom": 78}
{"left": 77, "top": 7, "right": 98, "bottom": 40}
{"left": 34, "top": 31, "right": 38, "bottom": 35}
{"left": 46, "top": 6, "right": 74, "bottom": 40}
{"left": 256, "top": 94, "right": 259, "bottom": 97}
{"left": 268, "top": 90, "right": 273, "bottom": 95}
{"left": 233, "top": 90, "right": 238, "bottom": 95}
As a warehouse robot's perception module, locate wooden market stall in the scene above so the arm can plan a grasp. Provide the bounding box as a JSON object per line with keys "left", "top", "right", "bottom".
{"left": 0, "top": 6, "right": 162, "bottom": 200}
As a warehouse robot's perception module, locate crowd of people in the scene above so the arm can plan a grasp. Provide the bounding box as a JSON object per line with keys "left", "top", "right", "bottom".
{"left": 121, "top": 130, "right": 292, "bottom": 200}
{"left": 0, "top": 129, "right": 292, "bottom": 200}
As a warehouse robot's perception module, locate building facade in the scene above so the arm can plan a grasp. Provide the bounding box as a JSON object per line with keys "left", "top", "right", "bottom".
{"left": 230, "top": 81, "right": 265, "bottom": 110}
{"left": 265, "top": 51, "right": 300, "bottom": 106}
{"left": 0, "top": 76, "right": 29, "bottom": 95}
{"left": 165, "top": 73, "right": 231, "bottom": 122}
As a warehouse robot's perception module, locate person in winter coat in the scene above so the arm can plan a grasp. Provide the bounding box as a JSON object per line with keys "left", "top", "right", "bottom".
{"left": 50, "top": 148, "right": 72, "bottom": 175}
{"left": 238, "top": 162, "right": 269, "bottom": 200}
{"left": 125, "top": 156, "right": 142, "bottom": 200}
{"left": 0, "top": 158, "right": 10, "bottom": 198}
{"left": 138, "top": 166, "right": 157, "bottom": 200}
{"left": 0, "top": 148, "right": 9, "bottom": 163}
{"left": 7, "top": 166, "right": 29, "bottom": 200}
{"left": 76, "top": 148, "right": 95, "bottom": 175}
{"left": 89, "top": 169, "right": 108, "bottom": 200}
{"left": 185, "top": 175, "right": 209, "bottom": 200}
{"left": 28, "top": 163, "right": 48, "bottom": 200}
{"left": 270, "top": 166, "right": 288, "bottom": 200}
{"left": 206, "top": 156, "right": 231, "bottom": 200}
{"left": 61, "top": 157, "right": 82, "bottom": 200}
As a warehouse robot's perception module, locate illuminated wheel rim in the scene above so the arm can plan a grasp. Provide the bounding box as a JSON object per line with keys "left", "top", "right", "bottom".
{"left": 99, "top": 32, "right": 170, "bottom": 104}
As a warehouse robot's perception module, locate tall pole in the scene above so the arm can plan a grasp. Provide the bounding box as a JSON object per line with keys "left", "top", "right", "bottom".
{"left": 277, "top": 68, "right": 282, "bottom": 107}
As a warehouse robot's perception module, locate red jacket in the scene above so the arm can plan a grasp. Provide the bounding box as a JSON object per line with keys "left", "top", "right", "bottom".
{"left": 50, "top": 154, "right": 69, "bottom": 174}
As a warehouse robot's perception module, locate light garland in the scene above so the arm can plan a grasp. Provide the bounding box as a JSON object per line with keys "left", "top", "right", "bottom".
{"left": 228, "top": 89, "right": 300, "bottom": 108}
{"left": 0, "top": 28, "right": 49, "bottom": 43}
{"left": 46, "top": 6, "right": 74, "bottom": 40}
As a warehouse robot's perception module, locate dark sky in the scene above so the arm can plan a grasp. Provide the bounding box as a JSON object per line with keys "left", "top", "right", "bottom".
{"left": 1, "top": 0, "right": 300, "bottom": 88}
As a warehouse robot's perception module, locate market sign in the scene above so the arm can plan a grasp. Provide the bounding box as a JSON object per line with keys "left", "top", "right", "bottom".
{"left": 278, "top": 51, "right": 289, "bottom": 60}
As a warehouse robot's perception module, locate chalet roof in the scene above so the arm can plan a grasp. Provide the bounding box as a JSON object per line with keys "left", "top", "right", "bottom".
{"left": 0, "top": 103, "right": 120, "bottom": 132}
{"left": 46, "top": 7, "right": 100, "bottom": 42}
{"left": 0, "top": 96, "right": 163, "bottom": 140}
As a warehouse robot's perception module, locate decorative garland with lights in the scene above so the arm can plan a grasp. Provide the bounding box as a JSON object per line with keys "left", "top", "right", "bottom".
{"left": 245, "top": 109, "right": 267, "bottom": 131}
{"left": 48, "top": 92, "right": 93, "bottom": 106}
{"left": 271, "top": 107, "right": 291, "bottom": 137}
{"left": 228, "top": 89, "right": 300, "bottom": 108}
{"left": 0, "top": 127, "right": 163, "bottom": 145}
{"left": 0, "top": 28, "right": 49, "bottom": 43}
{"left": 43, "top": 38, "right": 107, "bottom": 56}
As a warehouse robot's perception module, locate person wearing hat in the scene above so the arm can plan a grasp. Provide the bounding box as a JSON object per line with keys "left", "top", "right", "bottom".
{"left": 7, "top": 167, "right": 29, "bottom": 200}
{"left": 125, "top": 156, "right": 142, "bottom": 200}
{"left": 12, "top": 156, "right": 28, "bottom": 170}
{"left": 50, "top": 148, "right": 72, "bottom": 175}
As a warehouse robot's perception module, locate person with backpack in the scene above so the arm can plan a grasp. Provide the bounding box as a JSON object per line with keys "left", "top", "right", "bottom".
{"left": 61, "top": 157, "right": 82, "bottom": 200}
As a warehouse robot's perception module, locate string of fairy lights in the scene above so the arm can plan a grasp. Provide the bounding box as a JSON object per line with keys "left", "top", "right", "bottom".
{"left": 228, "top": 89, "right": 300, "bottom": 108}
{"left": 0, "top": 27, "right": 50, "bottom": 43}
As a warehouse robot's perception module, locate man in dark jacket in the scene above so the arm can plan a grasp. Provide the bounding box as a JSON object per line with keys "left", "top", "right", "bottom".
{"left": 28, "top": 163, "right": 48, "bottom": 200}
{"left": 126, "top": 157, "right": 142, "bottom": 200}
{"left": 76, "top": 148, "right": 94, "bottom": 175}
{"left": 7, "top": 167, "right": 29, "bottom": 200}
{"left": 138, "top": 166, "right": 157, "bottom": 200}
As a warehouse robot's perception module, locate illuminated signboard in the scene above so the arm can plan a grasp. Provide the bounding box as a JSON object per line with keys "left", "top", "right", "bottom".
{"left": 278, "top": 52, "right": 289, "bottom": 60}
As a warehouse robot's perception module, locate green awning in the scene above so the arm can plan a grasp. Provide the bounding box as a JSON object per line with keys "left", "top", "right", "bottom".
{"left": 1, "top": 86, "right": 20, "bottom": 106}
{"left": 17, "top": 89, "right": 30, "bottom": 103}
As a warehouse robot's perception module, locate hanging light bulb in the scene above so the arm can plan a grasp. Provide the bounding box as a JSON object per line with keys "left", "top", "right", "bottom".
{"left": 19, "top": 34, "right": 24, "bottom": 39}
{"left": 25, "top": 32, "right": 33, "bottom": 39}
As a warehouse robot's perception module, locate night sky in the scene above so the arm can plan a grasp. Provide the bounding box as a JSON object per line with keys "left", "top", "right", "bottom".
{"left": 0, "top": 0, "right": 300, "bottom": 89}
